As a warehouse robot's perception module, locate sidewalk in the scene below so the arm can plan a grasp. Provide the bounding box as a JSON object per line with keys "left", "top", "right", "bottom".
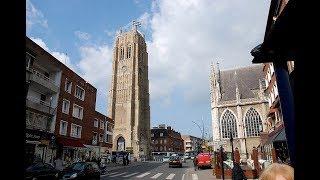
{"left": 104, "top": 161, "right": 150, "bottom": 172}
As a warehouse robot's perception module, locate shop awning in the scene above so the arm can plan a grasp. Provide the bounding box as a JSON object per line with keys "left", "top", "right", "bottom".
{"left": 273, "top": 128, "right": 287, "bottom": 142}
{"left": 57, "top": 138, "right": 84, "bottom": 148}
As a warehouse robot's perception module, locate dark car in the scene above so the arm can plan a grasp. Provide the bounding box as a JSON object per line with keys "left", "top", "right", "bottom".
{"left": 25, "top": 162, "right": 59, "bottom": 180}
{"left": 60, "top": 162, "right": 100, "bottom": 180}
{"left": 169, "top": 156, "right": 182, "bottom": 168}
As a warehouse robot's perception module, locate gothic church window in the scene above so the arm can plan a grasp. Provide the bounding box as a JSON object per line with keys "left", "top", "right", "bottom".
{"left": 221, "top": 110, "right": 237, "bottom": 138}
{"left": 244, "top": 107, "right": 262, "bottom": 137}
{"left": 120, "top": 47, "right": 124, "bottom": 60}
{"left": 127, "top": 45, "right": 131, "bottom": 59}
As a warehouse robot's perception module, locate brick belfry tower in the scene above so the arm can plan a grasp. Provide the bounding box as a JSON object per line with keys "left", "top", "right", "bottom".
{"left": 108, "top": 21, "right": 151, "bottom": 159}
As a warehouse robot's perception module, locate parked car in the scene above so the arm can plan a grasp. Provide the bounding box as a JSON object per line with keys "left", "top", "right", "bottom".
{"left": 25, "top": 162, "right": 59, "bottom": 180}
{"left": 59, "top": 162, "right": 100, "bottom": 180}
{"left": 196, "top": 153, "right": 212, "bottom": 169}
{"left": 162, "top": 156, "right": 170, "bottom": 163}
{"left": 169, "top": 156, "right": 182, "bottom": 168}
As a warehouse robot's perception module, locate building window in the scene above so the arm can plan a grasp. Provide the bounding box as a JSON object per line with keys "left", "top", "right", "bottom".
{"left": 62, "top": 99, "right": 70, "bottom": 114}
{"left": 94, "top": 119, "right": 98, "bottom": 128}
{"left": 221, "top": 110, "right": 238, "bottom": 138}
{"left": 245, "top": 107, "right": 263, "bottom": 137}
{"left": 126, "top": 45, "right": 131, "bottom": 59}
{"left": 93, "top": 132, "right": 98, "bottom": 144}
{"left": 164, "top": 139, "right": 167, "bottom": 144}
{"left": 59, "top": 120, "right": 68, "bottom": 136}
{"left": 99, "top": 134, "right": 104, "bottom": 142}
{"left": 65, "top": 79, "right": 72, "bottom": 93}
{"left": 160, "top": 133, "right": 163, "bottom": 137}
{"left": 160, "top": 146, "right": 163, "bottom": 151}
{"left": 151, "top": 133, "right": 154, "bottom": 137}
{"left": 120, "top": 47, "right": 124, "bottom": 60}
{"left": 160, "top": 140, "right": 163, "bottom": 144}
{"left": 100, "top": 120, "right": 104, "bottom": 129}
{"left": 75, "top": 85, "right": 85, "bottom": 101}
{"left": 26, "top": 52, "right": 35, "bottom": 69}
{"left": 106, "top": 121, "right": 113, "bottom": 132}
{"left": 70, "top": 124, "right": 82, "bottom": 138}
{"left": 72, "top": 104, "right": 83, "bottom": 119}
{"left": 155, "top": 140, "right": 158, "bottom": 144}
{"left": 105, "top": 134, "right": 112, "bottom": 143}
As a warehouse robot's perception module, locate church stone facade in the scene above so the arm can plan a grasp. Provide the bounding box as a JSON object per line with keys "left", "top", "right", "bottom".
{"left": 210, "top": 63, "right": 268, "bottom": 160}
{"left": 108, "top": 25, "right": 151, "bottom": 159}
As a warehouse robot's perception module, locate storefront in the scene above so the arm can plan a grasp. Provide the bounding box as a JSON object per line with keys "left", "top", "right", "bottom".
{"left": 25, "top": 129, "right": 56, "bottom": 167}
{"left": 56, "top": 137, "right": 85, "bottom": 166}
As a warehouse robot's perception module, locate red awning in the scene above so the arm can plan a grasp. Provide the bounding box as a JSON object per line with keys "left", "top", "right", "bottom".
{"left": 57, "top": 137, "right": 84, "bottom": 148}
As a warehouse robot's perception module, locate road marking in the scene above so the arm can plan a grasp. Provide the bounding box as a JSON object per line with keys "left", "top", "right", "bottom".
{"left": 151, "top": 173, "right": 163, "bottom": 179}
{"left": 136, "top": 172, "right": 150, "bottom": 178}
{"left": 166, "top": 173, "right": 175, "bottom": 179}
{"left": 101, "top": 171, "right": 118, "bottom": 177}
{"left": 192, "top": 174, "right": 199, "bottom": 180}
{"left": 182, "top": 173, "right": 185, "bottom": 180}
{"left": 109, "top": 172, "right": 127, "bottom": 177}
{"left": 122, "top": 172, "right": 139, "bottom": 177}
{"left": 108, "top": 171, "right": 119, "bottom": 175}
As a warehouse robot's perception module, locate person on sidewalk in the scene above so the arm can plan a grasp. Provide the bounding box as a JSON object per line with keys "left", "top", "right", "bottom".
{"left": 259, "top": 163, "right": 293, "bottom": 180}
{"left": 123, "top": 155, "right": 126, "bottom": 166}
{"left": 126, "top": 154, "right": 130, "bottom": 165}
{"left": 193, "top": 156, "right": 198, "bottom": 171}
{"left": 232, "top": 163, "right": 247, "bottom": 180}
{"left": 53, "top": 156, "right": 64, "bottom": 171}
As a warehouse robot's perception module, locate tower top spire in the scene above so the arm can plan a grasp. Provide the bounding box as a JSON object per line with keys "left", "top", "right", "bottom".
{"left": 132, "top": 20, "right": 141, "bottom": 31}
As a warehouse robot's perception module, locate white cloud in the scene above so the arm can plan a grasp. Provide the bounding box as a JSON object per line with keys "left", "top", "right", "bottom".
{"left": 30, "top": 37, "right": 76, "bottom": 71}
{"left": 30, "top": 37, "right": 49, "bottom": 51}
{"left": 147, "top": 0, "right": 270, "bottom": 105}
{"left": 75, "top": 31, "right": 91, "bottom": 40}
{"left": 26, "top": 0, "right": 48, "bottom": 30}
{"left": 77, "top": 45, "right": 113, "bottom": 111}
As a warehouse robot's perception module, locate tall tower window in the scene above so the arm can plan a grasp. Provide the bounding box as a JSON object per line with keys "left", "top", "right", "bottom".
{"left": 221, "top": 110, "right": 237, "bottom": 138}
{"left": 245, "top": 107, "right": 262, "bottom": 137}
{"left": 127, "top": 45, "right": 131, "bottom": 59}
{"left": 120, "top": 47, "right": 124, "bottom": 60}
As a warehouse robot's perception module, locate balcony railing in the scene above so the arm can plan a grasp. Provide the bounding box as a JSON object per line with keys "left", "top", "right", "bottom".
{"left": 26, "top": 96, "right": 55, "bottom": 115}
{"left": 26, "top": 111, "right": 51, "bottom": 132}
{"left": 27, "top": 67, "right": 59, "bottom": 93}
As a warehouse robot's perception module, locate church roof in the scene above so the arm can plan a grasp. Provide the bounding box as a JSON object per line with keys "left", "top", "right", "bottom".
{"left": 219, "top": 64, "right": 264, "bottom": 101}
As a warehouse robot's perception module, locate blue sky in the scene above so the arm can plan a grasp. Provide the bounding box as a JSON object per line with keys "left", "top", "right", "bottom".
{"left": 27, "top": 0, "right": 270, "bottom": 139}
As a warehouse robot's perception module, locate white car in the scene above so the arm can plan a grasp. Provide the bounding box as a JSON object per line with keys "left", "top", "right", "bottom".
{"left": 162, "top": 156, "right": 170, "bottom": 163}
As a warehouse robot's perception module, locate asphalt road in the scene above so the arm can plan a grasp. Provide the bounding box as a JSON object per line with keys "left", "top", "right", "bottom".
{"left": 101, "top": 160, "right": 216, "bottom": 180}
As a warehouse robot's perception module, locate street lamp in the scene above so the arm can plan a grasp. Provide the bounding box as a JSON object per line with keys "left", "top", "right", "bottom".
{"left": 192, "top": 121, "right": 204, "bottom": 148}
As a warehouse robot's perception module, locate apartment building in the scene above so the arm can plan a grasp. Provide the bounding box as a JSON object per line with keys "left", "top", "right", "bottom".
{"left": 25, "top": 38, "right": 62, "bottom": 166}
{"left": 26, "top": 36, "right": 114, "bottom": 165}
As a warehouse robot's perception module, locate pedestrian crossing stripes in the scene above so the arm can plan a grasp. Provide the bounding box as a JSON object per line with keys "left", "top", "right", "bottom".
{"left": 136, "top": 172, "right": 151, "bottom": 178}
{"left": 151, "top": 173, "right": 163, "bottom": 179}
{"left": 165, "top": 173, "right": 175, "bottom": 179}
{"left": 109, "top": 172, "right": 127, "bottom": 177}
{"left": 122, "top": 172, "right": 139, "bottom": 177}
{"left": 103, "top": 171, "right": 200, "bottom": 180}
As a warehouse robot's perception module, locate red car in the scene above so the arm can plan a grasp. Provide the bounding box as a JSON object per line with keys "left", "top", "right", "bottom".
{"left": 196, "top": 153, "right": 212, "bottom": 169}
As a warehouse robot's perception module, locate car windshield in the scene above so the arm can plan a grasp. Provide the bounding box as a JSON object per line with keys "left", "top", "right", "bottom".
{"left": 170, "top": 156, "right": 180, "bottom": 160}
{"left": 67, "top": 162, "right": 86, "bottom": 171}
{"left": 164, "top": 156, "right": 170, "bottom": 159}
{"left": 26, "top": 163, "right": 44, "bottom": 171}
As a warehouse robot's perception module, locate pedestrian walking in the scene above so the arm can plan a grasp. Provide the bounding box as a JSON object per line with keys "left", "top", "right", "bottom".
{"left": 232, "top": 163, "right": 247, "bottom": 180}
{"left": 193, "top": 156, "right": 198, "bottom": 171}
{"left": 126, "top": 154, "right": 130, "bottom": 165}
{"left": 123, "top": 155, "right": 126, "bottom": 166}
{"left": 54, "top": 156, "right": 64, "bottom": 171}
